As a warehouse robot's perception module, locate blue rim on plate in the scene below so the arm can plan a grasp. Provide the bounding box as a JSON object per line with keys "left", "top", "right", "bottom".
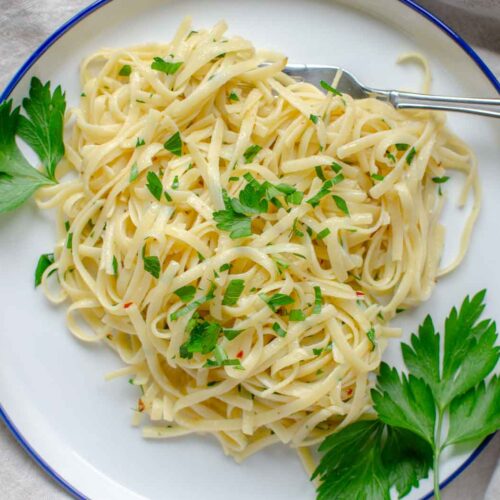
{"left": 0, "top": 1, "right": 498, "bottom": 499}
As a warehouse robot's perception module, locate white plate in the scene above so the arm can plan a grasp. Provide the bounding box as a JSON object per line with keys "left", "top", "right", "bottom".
{"left": 0, "top": 1, "right": 498, "bottom": 499}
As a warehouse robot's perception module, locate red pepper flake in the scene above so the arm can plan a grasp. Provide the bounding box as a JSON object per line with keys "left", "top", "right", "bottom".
{"left": 355, "top": 291, "right": 364, "bottom": 297}
{"left": 236, "top": 350, "right": 244, "bottom": 359}
{"left": 346, "top": 388, "right": 353, "bottom": 395}
{"left": 124, "top": 302, "right": 133, "bottom": 309}
{"left": 138, "top": 399, "right": 145, "bottom": 412}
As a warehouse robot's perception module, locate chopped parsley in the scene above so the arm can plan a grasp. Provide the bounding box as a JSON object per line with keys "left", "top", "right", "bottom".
{"left": 171, "top": 175, "right": 179, "bottom": 190}
{"left": 432, "top": 176, "right": 450, "bottom": 184}
{"left": 164, "top": 131, "right": 182, "bottom": 156}
{"left": 34, "top": 253, "right": 55, "bottom": 287}
{"left": 119, "top": 64, "right": 132, "bottom": 77}
{"left": 219, "top": 263, "right": 232, "bottom": 272}
{"left": 146, "top": 171, "right": 163, "bottom": 201}
{"left": 174, "top": 285, "right": 196, "bottom": 303}
{"left": 315, "top": 166, "right": 326, "bottom": 181}
{"left": 243, "top": 144, "right": 262, "bottom": 164}
{"left": 260, "top": 292, "right": 295, "bottom": 312}
{"left": 313, "top": 286, "right": 323, "bottom": 314}
{"left": 317, "top": 228, "right": 331, "bottom": 240}
{"left": 170, "top": 283, "right": 216, "bottom": 321}
{"left": 371, "top": 173, "right": 385, "bottom": 181}
{"left": 228, "top": 91, "right": 239, "bottom": 101}
{"left": 395, "top": 143, "right": 410, "bottom": 151}
{"left": 331, "top": 162, "right": 342, "bottom": 173}
{"left": 385, "top": 151, "right": 396, "bottom": 162}
{"left": 222, "top": 279, "right": 245, "bottom": 306}
{"left": 66, "top": 232, "right": 73, "bottom": 250}
{"left": 179, "top": 320, "right": 220, "bottom": 359}
{"left": 289, "top": 309, "right": 306, "bottom": 321}
{"left": 136, "top": 137, "right": 145, "bottom": 147}
{"left": 151, "top": 57, "right": 183, "bottom": 75}
{"left": 366, "top": 327, "right": 376, "bottom": 350}
{"left": 320, "top": 80, "right": 342, "bottom": 96}
{"left": 223, "top": 329, "right": 243, "bottom": 341}
{"left": 129, "top": 163, "right": 139, "bottom": 183}
{"left": 143, "top": 249, "right": 161, "bottom": 279}
{"left": 332, "top": 195, "right": 349, "bottom": 215}
{"left": 112, "top": 255, "right": 118, "bottom": 276}
{"left": 310, "top": 114, "right": 319, "bottom": 124}
{"left": 286, "top": 191, "right": 304, "bottom": 205}
{"left": 406, "top": 147, "right": 417, "bottom": 165}
{"left": 272, "top": 322, "right": 287, "bottom": 337}
{"left": 213, "top": 208, "right": 252, "bottom": 239}
{"left": 291, "top": 218, "right": 304, "bottom": 238}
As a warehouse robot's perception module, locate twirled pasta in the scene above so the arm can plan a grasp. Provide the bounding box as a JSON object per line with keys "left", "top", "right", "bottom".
{"left": 37, "top": 17, "right": 478, "bottom": 462}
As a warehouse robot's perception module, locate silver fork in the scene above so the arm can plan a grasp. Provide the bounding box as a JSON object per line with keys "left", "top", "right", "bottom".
{"left": 283, "top": 64, "right": 500, "bottom": 118}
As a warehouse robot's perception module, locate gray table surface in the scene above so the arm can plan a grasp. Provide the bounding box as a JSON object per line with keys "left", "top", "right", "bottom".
{"left": 0, "top": 0, "right": 499, "bottom": 498}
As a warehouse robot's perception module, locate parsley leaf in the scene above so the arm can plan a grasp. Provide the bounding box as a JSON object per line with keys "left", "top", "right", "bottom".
{"left": 395, "top": 143, "right": 410, "bottom": 151}
{"left": 331, "top": 162, "right": 342, "bottom": 173}
{"left": 260, "top": 292, "right": 294, "bottom": 312}
{"left": 146, "top": 171, "right": 163, "bottom": 201}
{"left": 406, "top": 147, "right": 417, "bottom": 165}
{"left": 332, "top": 195, "right": 349, "bottom": 215}
{"left": 174, "top": 285, "right": 196, "bottom": 303}
{"left": 151, "top": 57, "right": 182, "bottom": 75}
{"left": 171, "top": 175, "right": 179, "bottom": 190}
{"left": 314, "top": 420, "right": 432, "bottom": 500}
{"left": 219, "top": 263, "right": 232, "bottom": 272}
{"left": 34, "top": 253, "right": 55, "bottom": 287}
{"left": 272, "top": 322, "right": 287, "bottom": 337}
{"left": 372, "top": 362, "right": 436, "bottom": 444}
{"left": 179, "top": 321, "right": 220, "bottom": 359}
{"left": 306, "top": 183, "right": 331, "bottom": 208}
{"left": 432, "top": 176, "right": 450, "bottom": 184}
{"left": 317, "top": 228, "right": 331, "bottom": 240}
{"left": 222, "top": 279, "right": 245, "bottom": 306}
{"left": 112, "top": 255, "right": 118, "bottom": 276}
{"left": 371, "top": 173, "right": 385, "bottom": 181}
{"left": 289, "top": 309, "right": 306, "bottom": 321}
{"left": 213, "top": 209, "right": 252, "bottom": 239}
{"left": 0, "top": 100, "right": 55, "bottom": 213}
{"left": 243, "top": 144, "right": 262, "bottom": 164}
{"left": 119, "top": 64, "right": 132, "bottom": 76}
{"left": 129, "top": 163, "right": 139, "bottom": 183}
{"left": 366, "top": 327, "right": 377, "bottom": 350}
{"left": 315, "top": 165, "right": 326, "bottom": 181}
{"left": 143, "top": 253, "right": 161, "bottom": 279}
{"left": 286, "top": 191, "right": 304, "bottom": 205}
{"left": 223, "top": 329, "right": 243, "bottom": 341}
{"left": 17, "top": 77, "right": 66, "bottom": 182}
{"left": 136, "top": 137, "right": 145, "bottom": 147}
{"left": 231, "top": 181, "right": 268, "bottom": 215}
{"left": 228, "top": 91, "right": 239, "bottom": 101}
{"left": 313, "top": 286, "right": 323, "bottom": 314}
{"left": 446, "top": 376, "right": 500, "bottom": 446}
{"left": 385, "top": 151, "right": 396, "bottom": 162}
{"left": 170, "top": 283, "right": 216, "bottom": 321}
{"left": 310, "top": 114, "right": 319, "bottom": 124}
{"left": 164, "top": 131, "right": 182, "bottom": 156}
{"left": 320, "top": 80, "right": 342, "bottom": 96}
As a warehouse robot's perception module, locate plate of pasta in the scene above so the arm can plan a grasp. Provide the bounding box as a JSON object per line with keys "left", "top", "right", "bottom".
{"left": 0, "top": 1, "right": 499, "bottom": 499}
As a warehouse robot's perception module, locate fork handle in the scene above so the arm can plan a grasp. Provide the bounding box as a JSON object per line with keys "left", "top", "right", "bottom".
{"left": 377, "top": 90, "right": 500, "bottom": 118}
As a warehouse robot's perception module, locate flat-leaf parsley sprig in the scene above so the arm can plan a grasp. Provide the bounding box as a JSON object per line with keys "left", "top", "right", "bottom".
{"left": 0, "top": 77, "right": 66, "bottom": 213}
{"left": 314, "top": 291, "right": 500, "bottom": 500}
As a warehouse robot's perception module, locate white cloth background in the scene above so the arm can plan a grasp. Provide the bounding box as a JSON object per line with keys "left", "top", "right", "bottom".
{"left": 0, "top": 0, "right": 498, "bottom": 498}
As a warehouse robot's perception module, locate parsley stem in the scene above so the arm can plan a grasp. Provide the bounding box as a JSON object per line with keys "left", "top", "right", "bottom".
{"left": 433, "top": 408, "right": 444, "bottom": 500}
